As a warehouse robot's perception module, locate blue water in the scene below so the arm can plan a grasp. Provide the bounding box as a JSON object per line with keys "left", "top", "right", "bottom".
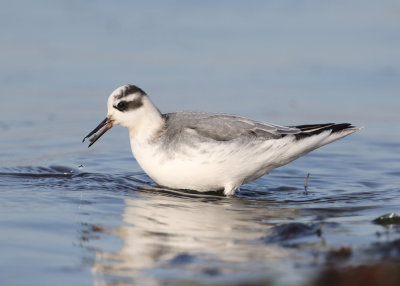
{"left": 1, "top": 1, "right": 400, "bottom": 286}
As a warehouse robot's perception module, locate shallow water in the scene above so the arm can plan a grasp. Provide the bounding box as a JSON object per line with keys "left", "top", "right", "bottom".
{"left": 1, "top": 1, "right": 400, "bottom": 286}
{"left": 2, "top": 129, "right": 400, "bottom": 285}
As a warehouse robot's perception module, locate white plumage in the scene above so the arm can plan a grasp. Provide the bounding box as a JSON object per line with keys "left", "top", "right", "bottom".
{"left": 83, "top": 85, "right": 359, "bottom": 196}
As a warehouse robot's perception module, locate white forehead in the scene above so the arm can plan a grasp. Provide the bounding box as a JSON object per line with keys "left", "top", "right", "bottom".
{"left": 110, "top": 85, "right": 128, "bottom": 97}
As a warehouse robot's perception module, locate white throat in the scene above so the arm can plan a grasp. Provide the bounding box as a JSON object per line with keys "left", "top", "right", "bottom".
{"left": 127, "top": 97, "right": 165, "bottom": 140}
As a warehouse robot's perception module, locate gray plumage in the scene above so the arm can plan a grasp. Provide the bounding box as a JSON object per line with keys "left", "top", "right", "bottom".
{"left": 84, "top": 84, "right": 359, "bottom": 195}
{"left": 160, "top": 112, "right": 301, "bottom": 144}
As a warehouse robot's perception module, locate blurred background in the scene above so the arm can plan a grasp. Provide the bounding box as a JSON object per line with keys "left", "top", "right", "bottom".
{"left": 1, "top": 1, "right": 399, "bottom": 155}
{"left": 1, "top": 2, "right": 400, "bottom": 286}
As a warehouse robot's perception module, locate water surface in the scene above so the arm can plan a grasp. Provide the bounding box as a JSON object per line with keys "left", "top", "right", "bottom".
{"left": 1, "top": 1, "right": 400, "bottom": 286}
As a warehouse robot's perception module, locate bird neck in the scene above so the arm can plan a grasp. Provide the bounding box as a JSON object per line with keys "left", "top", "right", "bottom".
{"left": 128, "top": 101, "right": 165, "bottom": 141}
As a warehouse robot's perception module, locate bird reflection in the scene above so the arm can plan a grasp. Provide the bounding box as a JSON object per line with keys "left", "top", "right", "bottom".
{"left": 90, "top": 187, "right": 301, "bottom": 285}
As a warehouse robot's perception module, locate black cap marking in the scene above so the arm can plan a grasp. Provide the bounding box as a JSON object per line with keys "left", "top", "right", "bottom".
{"left": 115, "top": 84, "right": 147, "bottom": 99}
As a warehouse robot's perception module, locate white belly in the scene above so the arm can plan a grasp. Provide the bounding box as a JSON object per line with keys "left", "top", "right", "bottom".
{"left": 129, "top": 134, "right": 276, "bottom": 193}
{"left": 129, "top": 130, "right": 342, "bottom": 194}
{"left": 130, "top": 139, "right": 236, "bottom": 191}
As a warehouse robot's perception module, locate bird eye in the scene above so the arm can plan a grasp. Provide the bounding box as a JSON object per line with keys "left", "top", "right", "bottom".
{"left": 116, "top": 101, "right": 127, "bottom": 111}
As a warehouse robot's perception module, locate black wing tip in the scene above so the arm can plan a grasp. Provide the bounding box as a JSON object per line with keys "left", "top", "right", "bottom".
{"left": 293, "top": 123, "right": 357, "bottom": 140}
{"left": 329, "top": 123, "right": 356, "bottom": 133}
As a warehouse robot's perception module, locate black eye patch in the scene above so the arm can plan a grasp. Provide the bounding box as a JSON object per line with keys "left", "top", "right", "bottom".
{"left": 116, "top": 101, "right": 127, "bottom": 111}
{"left": 114, "top": 99, "right": 143, "bottom": 112}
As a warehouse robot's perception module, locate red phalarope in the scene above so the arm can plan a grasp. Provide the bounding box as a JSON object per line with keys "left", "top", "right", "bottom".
{"left": 83, "top": 85, "right": 359, "bottom": 196}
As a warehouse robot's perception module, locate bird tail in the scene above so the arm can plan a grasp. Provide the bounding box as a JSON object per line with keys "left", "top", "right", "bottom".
{"left": 290, "top": 123, "right": 359, "bottom": 145}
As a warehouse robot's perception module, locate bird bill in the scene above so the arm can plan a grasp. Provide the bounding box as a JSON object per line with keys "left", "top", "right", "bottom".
{"left": 82, "top": 118, "right": 113, "bottom": 147}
